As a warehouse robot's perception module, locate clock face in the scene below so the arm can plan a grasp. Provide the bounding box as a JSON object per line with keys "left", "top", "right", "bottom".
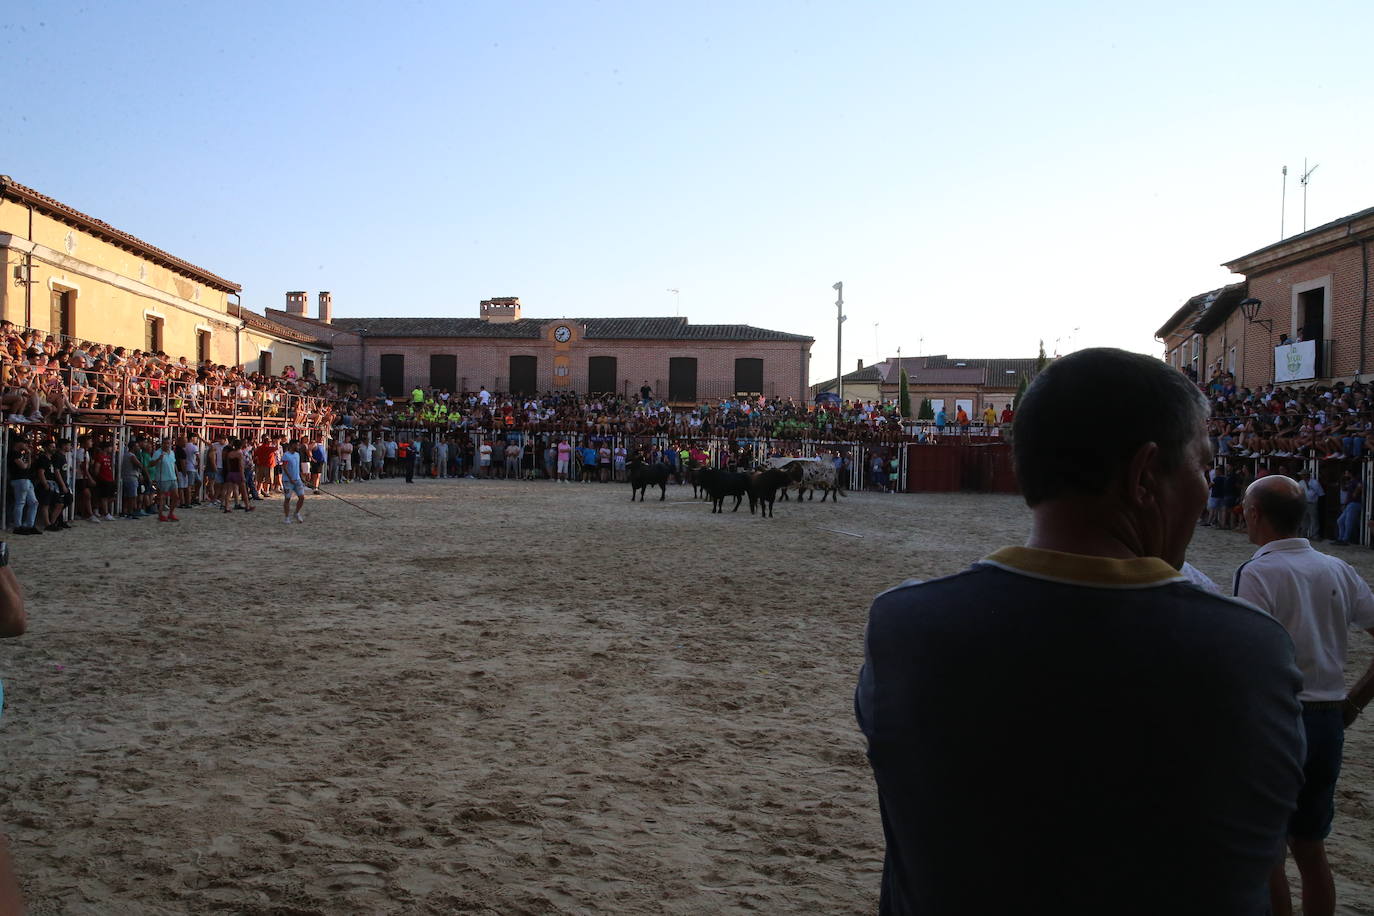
{"left": 554, "top": 325, "right": 572, "bottom": 343}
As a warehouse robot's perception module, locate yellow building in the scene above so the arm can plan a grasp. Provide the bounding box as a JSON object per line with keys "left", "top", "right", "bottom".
{"left": 0, "top": 175, "right": 326, "bottom": 376}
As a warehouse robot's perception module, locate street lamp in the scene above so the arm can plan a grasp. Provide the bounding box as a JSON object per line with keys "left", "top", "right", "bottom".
{"left": 1239, "top": 298, "right": 1271, "bottom": 331}
{"left": 833, "top": 282, "right": 846, "bottom": 401}
{"left": 1237, "top": 298, "right": 1271, "bottom": 389}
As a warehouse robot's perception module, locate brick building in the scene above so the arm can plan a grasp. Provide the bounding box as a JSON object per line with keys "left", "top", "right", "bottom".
{"left": 814, "top": 353, "right": 1038, "bottom": 416}
{"left": 1158, "top": 205, "right": 1374, "bottom": 388}
{"left": 267, "top": 295, "right": 814, "bottom": 402}
{"left": 0, "top": 176, "right": 327, "bottom": 374}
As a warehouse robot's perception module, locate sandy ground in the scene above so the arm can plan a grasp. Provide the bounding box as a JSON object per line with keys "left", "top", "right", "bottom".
{"left": 0, "top": 479, "right": 1370, "bottom": 915}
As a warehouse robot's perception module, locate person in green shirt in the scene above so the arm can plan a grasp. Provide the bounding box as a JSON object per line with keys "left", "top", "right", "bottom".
{"left": 412, "top": 386, "right": 425, "bottom": 405}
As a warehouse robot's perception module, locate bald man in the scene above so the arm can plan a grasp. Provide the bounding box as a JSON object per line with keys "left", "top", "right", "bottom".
{"left": 1237, "top": 474, "right": 1374, "bottom": 916}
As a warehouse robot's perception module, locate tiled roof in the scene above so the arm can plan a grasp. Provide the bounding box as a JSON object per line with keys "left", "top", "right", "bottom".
{"left": 1155, "top": 282, "right": 1247, "bottom": 339}
{"left": 882, "top": 355, "right": 1038, "bottom": 386}
{"left": 338, "top": 317, "right": 547, "bottom": 338}
{"left": 920, "top": 356, "right": 1039, "bottom": 381}
{"left": 0, "top": 175, "right": 242, "bottom": 293}
{"left": 584, "top": 317, "right": 811, "bottom": 341}
{"left": 903, "top": 367, "right": 987, "bottom": 385}
{"left": 1190, "top": 282, "right": 1249, "bottom": 335}
{"left": 241, "top": 309, "right": 331, "bottom": 348}
{"left": 310, "top": 315, "right": 812, "bottom": 342}
{"left": 812, "top": 364, "right": 884, "bottom": 391}
{"left": 1225, "top": 204, "right": 1374, "bottom": 268}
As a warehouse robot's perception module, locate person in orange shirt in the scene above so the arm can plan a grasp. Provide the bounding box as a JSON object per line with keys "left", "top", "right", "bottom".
{"left": 252, "top": 435, "right": 280, "bottom": 497}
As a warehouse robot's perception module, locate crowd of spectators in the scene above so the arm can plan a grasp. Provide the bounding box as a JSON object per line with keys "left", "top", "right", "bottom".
{"left": 334, "top": 384, "right": 914, "bottom": 442}
{"left": 1196, "top": 368, "right": 1374, "bottom": 546}
{"left": 1203, "top": 369, "right": 1374, "bottom": 461}
{"left": 0, "top": 320, "right": 338, "bottom": 430}
{"left": 0, "top": 321, "right": 1033, "bottom": 532}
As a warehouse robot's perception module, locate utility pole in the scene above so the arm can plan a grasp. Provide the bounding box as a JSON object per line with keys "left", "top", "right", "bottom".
{"left": 833, "top": 282, "right": 846, "bottom": 401}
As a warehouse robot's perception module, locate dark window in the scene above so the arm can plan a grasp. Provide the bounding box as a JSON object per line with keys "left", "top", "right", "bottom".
{"left": 668, "top": 357, "right": 697, "bottom": 403}
{"left": 430, "top": 354, "right": 457, "bottom": 392}
{"left": 302, "top": 358, "right": 314, "bottom": 378}
{"left": 144, "top": 315, "right": 163, "bottom": 353}
{"left": 587, "top": 356, "right": 617, "bottom": 394}
{"left": 1299, "top": 287, "right": 1326, "bottom": 374}
{"left": 196, "top": 329, "right": 211, "bottom": 364}
{"left": 379, "top": 353, "right": 405, "bottom": 396}
{"left": 50, "top": 289, "right": 73, "bottom": 338}
{"left": 259, "top": 350, "right": 272, "bottom": 376}
{"left": 509, "top": 355, "right": 537, "bottom": 396}
{"left": 734, "top": 357, "right": 764, "bottom": 396}
{"left": 1299, "top": 288, "right": 1325, "bottom": 341}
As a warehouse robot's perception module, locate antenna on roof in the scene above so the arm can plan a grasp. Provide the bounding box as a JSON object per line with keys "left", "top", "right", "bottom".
{"left": 1300, "top": 159, "right": 1319, "bottom": 232}
{"left": 1280, "top": 165, "right": 1288, "bottom": 239}
{"left": 666, "top": 288, "right": 680, "bottom": 316}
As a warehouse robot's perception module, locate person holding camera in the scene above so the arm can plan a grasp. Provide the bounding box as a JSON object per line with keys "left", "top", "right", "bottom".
{"left": 7, "top": 439, "right": 40, "bottom": 535}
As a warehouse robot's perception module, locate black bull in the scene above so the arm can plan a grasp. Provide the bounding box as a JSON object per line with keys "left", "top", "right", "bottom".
{"left": 628, "top": 460, "right": 673, "bottom": 501}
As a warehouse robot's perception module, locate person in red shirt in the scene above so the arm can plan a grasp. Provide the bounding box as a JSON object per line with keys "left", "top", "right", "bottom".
{"left": 1001, "top": 405, "right": 1015, "bottom": 424}
{"left": 252, "top": 436, "right": 279, "bottom": 498}
{"left": 92, "top": 439, "right": 117, "bottom": 520}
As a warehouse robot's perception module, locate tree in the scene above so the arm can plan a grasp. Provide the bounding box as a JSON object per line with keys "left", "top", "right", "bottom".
{"left": 1015, "top": 373, "right": 1028, "bottom": 406}
{"left": 1035, "top": 339, "right": 1048, "bottom": 375}
{"left": 918, "top": 397, "right": 934, "bottom": 420}
{"left": 899, "top": 369, "right": 912, "bottom": 417}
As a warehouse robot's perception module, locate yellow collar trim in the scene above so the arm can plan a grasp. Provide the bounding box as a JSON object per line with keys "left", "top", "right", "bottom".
{"left": 980, "top": 546, "right": 1186, "bottom": 589}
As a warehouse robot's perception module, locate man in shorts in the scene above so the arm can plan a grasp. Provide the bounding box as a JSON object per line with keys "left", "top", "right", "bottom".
{"left": 357, "top": 439, "right": 375, "bottom": 481}
{"left": 556, "top": 438, "right": 571, "bottom": 482}
{"left": 206, "top": 432, "right": 226, "bottom": 507}
{"left": 120, "top": 439, "right": 147, "bottom": 519}
{"left": 308, "top": 436, "right": 327, "bottom": 494}
{"left": 91, "top": 439, "right": 117, "bottom": 520}
{"left": 1237, "top": 475, "right": 1374, "bottom": 916}
{"left": 252, "top": 435, "right": 278, "bottom": 498}
{"left": 280, "top": 439, "right": 308, "bottom": 524}
{"left": 150, "top": 436, "right": 180, "bottom": 522}
{"left": 478, "top": 439, "right": 493, "bottom": 478}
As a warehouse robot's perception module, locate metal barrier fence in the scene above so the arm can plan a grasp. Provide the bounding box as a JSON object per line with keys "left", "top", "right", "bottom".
{"left": 327, "top": 425, "right": 892, "bottom": 494}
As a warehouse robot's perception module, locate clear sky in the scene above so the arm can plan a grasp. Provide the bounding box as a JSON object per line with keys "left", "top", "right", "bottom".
{"left": 5, "top": 0, "right": 1374, "bottom": 382}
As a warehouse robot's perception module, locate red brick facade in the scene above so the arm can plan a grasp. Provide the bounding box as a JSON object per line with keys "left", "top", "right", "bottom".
{"left": 1159, "top": 207, "right": 1374, "bottom": 388}
{"left": 265, "top": 303, "right": 813, "bottom": 402}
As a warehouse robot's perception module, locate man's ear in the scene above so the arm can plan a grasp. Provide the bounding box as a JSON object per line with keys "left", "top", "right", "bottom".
{"left": 1124, "top": 441, "right": 1161, "bottom": 509}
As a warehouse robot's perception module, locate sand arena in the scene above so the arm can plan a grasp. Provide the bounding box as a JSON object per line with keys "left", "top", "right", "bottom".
{"left": 0, "top": 479, "right": 1370, "bottom": 914}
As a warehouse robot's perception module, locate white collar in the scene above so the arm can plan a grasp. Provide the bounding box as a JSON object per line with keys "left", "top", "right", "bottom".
{"left": 1250, "top": 537, "right": 1312, "bottom": 559}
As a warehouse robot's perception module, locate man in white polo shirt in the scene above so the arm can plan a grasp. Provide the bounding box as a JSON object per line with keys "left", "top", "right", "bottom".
{"left": 1236, "top": 474, "right": 1374, "bottom": 916}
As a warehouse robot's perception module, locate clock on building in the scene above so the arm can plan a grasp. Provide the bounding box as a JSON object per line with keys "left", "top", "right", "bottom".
{"left": 554, "top": 325, "right": 572, "bottom": 343}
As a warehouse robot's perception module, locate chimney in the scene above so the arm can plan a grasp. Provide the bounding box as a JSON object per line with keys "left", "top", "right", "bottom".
{"left": 480, "top": 296, "right": 521, "bottom": 323}
{"left": 857, "top": 359, "right": 864, "bottom": 370}
{"left": 285, "top": 291, "right": 307, "bottom": 317}
{"left": 319, "top": 291, "right": 333, "bottom": 324}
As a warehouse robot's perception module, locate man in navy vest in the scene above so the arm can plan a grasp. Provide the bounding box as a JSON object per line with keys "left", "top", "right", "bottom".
{"left": 856, "top": 348, "right": 1304, "bottom": 914}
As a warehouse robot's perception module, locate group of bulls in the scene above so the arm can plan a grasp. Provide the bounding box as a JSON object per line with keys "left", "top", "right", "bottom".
{"left": 627, "top": 458, "right": 843, "bottom": 518}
